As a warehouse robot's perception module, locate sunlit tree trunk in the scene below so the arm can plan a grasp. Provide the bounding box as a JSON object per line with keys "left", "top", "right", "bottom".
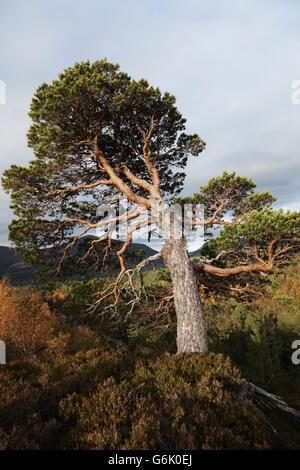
{"left": 154, "top": 195, "right": 208, "bottom": 354}
{"left": 163, "top": 237, "right": 208, "bottom": 354}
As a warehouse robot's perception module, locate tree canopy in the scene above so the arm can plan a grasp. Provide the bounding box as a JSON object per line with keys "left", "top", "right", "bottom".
{"left": 1, "top": 60, "right": 299, "bottom": 327}
{"left": 2, "top": 59, "right": 205, "bottom": 267}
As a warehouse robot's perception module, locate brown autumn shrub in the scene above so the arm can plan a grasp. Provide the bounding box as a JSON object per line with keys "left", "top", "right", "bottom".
{"left": 60, "top": 352, "right": 274, "bottom": 450}
{"left": 0, "top": 277, "right": 68, "bottom": 361}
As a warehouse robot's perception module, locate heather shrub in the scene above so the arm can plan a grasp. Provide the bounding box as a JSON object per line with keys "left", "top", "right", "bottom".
{"left": 0, "top": 347, "right": 136, "bottom": 449}
{"left": 0, "top": 360, "right": 61, "bottom": 449}
{"left": 60, "top": 353, "right": 274, "bottom": 450}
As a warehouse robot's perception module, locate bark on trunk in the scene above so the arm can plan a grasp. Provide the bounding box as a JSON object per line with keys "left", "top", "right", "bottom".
{"left": 163, "top": 238, "right": 208, "bottom": 354}
{"left": 150, "top": 195, "right": 208, "bottom": 354}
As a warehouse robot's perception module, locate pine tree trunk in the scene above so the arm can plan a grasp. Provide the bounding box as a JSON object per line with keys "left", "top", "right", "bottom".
{"left": 162, "top": 238, "right": 208, "bottom": 354}
{"left": 151, "top": 196, "right": 208, "bottom": 354}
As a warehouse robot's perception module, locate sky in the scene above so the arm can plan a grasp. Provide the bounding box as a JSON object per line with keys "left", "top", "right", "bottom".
{"left": 0, "top": 0, "right": 300, "bottom": 250}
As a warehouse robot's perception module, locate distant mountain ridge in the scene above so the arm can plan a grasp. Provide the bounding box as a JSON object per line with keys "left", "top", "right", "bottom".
{"left": 0, "top": 241, "right": 160, "bottom": 285}
{"left": 0, "top": 246, "right": 37, "bottom": 285}
{"left": 0, "top": 241, "right": 204, "bottom": 285}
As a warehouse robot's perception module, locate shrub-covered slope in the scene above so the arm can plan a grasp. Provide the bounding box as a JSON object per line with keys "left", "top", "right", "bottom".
{"left": 0, "top": 260, "right": 299, "bottom": 450}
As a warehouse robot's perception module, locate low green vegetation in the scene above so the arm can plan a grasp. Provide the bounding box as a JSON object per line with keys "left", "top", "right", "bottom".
{"left": 0, "top": 259, "right": 299, "bottom": 450}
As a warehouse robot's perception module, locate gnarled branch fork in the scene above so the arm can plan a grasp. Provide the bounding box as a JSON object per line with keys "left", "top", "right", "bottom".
{"left": 123, "top": 251, "right": 163, "bottom": 314}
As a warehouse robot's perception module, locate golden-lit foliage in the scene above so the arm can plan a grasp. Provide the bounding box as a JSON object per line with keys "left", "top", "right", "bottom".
{"left": 0, "top": 277, "right": 63, "bottom": 360}
{"left": 275, "top": 264, "right": 300, "bottom": 308}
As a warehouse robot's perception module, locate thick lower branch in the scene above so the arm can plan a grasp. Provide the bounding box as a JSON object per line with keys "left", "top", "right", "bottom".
{"left": 194, "top": 261, "right": 274, "bottom": 277}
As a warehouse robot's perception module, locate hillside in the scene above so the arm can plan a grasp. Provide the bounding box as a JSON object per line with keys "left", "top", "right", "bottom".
{"left": 0, "top": 247, "right": 37, "bottom": 285}
{"left": 0, "top": 241, "right": 162, "bottom": 285}
{"left": 0, "top": 240, "right": 205, "bottom": 285}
